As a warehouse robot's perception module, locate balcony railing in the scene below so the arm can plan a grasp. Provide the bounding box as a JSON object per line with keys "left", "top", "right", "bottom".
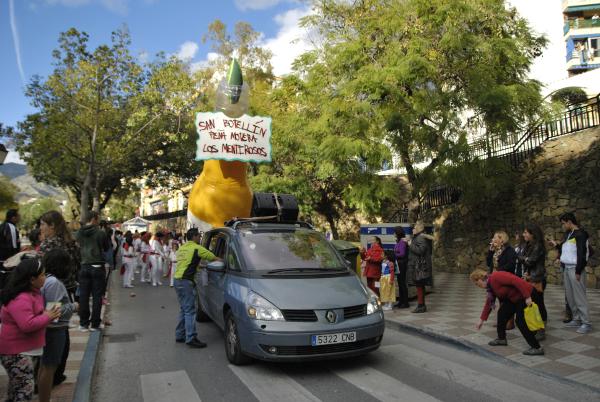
{"left": 564, "top": 18, "right": 600, "bottom": 34}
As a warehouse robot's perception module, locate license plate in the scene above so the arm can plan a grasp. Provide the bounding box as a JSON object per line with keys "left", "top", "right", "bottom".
{"left": 311, "top": 331, "right": 356, "bottom": 346}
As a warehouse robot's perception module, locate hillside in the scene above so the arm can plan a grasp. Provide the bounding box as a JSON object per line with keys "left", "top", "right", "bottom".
{"left": 0, "top": 163, "right": 67, "bottom": 203}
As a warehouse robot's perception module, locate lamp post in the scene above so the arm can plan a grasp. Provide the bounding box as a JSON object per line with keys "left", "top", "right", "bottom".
{"left": 0, "top": 143, "right": 8, "bottom": 165}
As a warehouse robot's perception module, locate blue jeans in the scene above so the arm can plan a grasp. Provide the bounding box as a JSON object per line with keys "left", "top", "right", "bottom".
{"left": 174, "top": 279, "right": 197, "bottom": 343}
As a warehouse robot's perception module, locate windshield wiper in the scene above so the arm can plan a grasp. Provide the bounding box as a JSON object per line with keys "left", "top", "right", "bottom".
{"left": 266, "top": 268, "right": 346, "bottom": 274}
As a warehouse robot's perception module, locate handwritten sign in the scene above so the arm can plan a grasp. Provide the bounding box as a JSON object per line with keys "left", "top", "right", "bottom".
{"left": 195, "top": 112, "right": 272, "bottom": 163}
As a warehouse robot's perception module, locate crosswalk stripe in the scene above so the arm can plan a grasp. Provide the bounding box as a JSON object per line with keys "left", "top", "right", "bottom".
{"left": 333, "top": 365, "right": 440, "bottom": 402}
{"left": 381, "top": 344, "right": 561, "bottom": 402}
{"left": 140, "top": 370, "right": 202, "bottom": 402}
{"left": 229, "top": 364, "right": 321, "bottom": 402}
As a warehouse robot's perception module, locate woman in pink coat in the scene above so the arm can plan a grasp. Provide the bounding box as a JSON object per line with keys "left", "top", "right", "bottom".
{"left": 0, "top": 258, "right": 61, "bottom": 402}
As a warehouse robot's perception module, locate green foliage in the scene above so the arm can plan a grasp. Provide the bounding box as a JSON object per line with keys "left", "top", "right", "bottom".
{"left": 550, "top": 87, "right": 588, "bottom": 106}
{"left": 19, "top": 197, "right": 60, "bottom": 229}
{"left": 104, "top": 194, "right": 139, "bottom": 222}
{"left": 0, "top": 175, "right": 19, "bottom": 213}
{"left": 300, "top": 0, "right": 547, "bottom": 214}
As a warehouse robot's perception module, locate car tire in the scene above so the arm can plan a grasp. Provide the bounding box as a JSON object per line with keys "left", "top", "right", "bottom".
{"left": 196, "top": 295, "right": 211, "bottom": 322}
{"left": 225, "top": 311, "right": 252, "bottom": 365}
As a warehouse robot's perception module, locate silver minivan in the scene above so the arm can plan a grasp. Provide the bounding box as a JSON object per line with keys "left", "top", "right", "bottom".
{"left": 195, "top": 220, "right": 385, "bottom": 365}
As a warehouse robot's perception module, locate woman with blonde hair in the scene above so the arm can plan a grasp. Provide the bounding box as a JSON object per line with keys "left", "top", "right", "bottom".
{"left": 486, "top": 231, "right": 517, "bottom": 274}
{"left": 471, "top": 268, "right": 544, "bottom": 355}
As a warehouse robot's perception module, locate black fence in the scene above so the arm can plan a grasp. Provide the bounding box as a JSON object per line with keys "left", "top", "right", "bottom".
{"left": 420, "top": 95, "right": 600, "bottom": 211}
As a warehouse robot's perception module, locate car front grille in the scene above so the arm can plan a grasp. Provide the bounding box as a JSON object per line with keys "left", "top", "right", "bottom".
{"left": 343, "top": 304, "right": 367, "bottom": 320}
{"left": 260, "top": 337, "right": 380, "bottom": 356}
{"left": 281, "top": 309, "right": 318, "bottom": 322}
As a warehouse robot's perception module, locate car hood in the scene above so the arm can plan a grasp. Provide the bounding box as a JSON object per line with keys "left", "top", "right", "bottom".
{"left": 249, "top": 274, "right": 370, "bottom": 310}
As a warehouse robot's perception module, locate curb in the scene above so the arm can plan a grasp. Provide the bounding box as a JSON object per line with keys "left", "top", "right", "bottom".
{"left": 384, "top": 318, "right": 600, "bottom": 394}
{"left": 72, "top": 330, "right": 102, "bottom": 402}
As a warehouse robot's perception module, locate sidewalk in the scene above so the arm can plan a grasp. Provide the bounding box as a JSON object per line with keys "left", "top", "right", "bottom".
{"left": 0, "top": 315, "right": 91, "bottom": 402}
{"left": 385, "top": 272, "right": 600, "bottom": 390}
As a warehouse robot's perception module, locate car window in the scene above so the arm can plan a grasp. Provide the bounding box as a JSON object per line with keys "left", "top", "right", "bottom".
{"left": 227, "top": 245, "right": 241, "bottom": 272}
{"left": 237, "top": 228, "right": 345, "bottom": 271}
{"left": 207, "top": 232, "right": 227, "bottom": 260}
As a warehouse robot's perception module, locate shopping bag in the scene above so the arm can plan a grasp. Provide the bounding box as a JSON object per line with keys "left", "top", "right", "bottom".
{"left": 524, "top": 302, "right": 545, "bottom": 331}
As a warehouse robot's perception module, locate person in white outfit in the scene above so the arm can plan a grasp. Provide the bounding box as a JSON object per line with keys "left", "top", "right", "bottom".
{"left": 140, "top": 233, "right": 152, "bottom": 283}
{"left": 168, "top": 242, "right": 179, "bottom": 287}
{"left": 133, "top": 232, "right": 142, "bottom": 275}
{"left": 150, "top": 232, "right": 165, "bottom": 286}
{"left": 122, "top": 233, "right": 136, "bottom": 288}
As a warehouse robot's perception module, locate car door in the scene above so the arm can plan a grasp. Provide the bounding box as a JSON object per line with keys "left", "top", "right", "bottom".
{"left": 206, "top": 232, "right": 228, "bottom": 328}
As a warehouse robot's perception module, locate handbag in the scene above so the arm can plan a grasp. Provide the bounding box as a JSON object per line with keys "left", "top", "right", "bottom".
{"left": 524, "top": 302, "right": 545, "bottom": 331}
{"left": 414, "top": 256, "right": 429, "bottom": 281}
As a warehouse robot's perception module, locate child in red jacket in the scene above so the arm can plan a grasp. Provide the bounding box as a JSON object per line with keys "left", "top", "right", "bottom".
{"left": 0, "top": 258, "right": 61, "bottom": 401}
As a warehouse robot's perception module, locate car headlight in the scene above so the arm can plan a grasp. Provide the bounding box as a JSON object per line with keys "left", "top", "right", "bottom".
{"left": 366, "top": 291, "right": 381, "bottom": 315}
{"left": 246, "top": 291, "right": 284, "bottom": 321}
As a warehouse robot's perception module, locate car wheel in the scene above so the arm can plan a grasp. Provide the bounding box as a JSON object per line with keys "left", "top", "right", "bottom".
{"left": 195, "top": 294, "right": 211, "bottom": 322}
{"left": 225, "top": 311, "right": 252, "bottom": 365}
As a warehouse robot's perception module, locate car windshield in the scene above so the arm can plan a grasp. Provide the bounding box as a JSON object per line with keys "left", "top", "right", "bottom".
{"left": 237, "top": 229, "right": 346, "bottom": 271}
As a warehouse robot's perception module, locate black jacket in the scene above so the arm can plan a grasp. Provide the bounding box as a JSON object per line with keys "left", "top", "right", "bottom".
{"left": 486, "top": 246, "right": 517, "bottom": 275}
{"left": 519, "top": 243, "right": 546, "bottom": 282}
{"left": 0, "top": 221, "right": 20, "bottom": 262}
{"left": 556, "top": 229, "right": 589, "bottom": 275}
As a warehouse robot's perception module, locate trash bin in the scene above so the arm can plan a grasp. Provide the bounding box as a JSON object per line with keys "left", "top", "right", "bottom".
{"left": 330, "top": 240, "right": 360, "bottom": 274}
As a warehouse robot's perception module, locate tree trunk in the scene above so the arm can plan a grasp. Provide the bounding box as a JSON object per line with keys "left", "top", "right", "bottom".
{"left": 80, "top": 168, "right": 93, "bottom": 224}
{"left": 324, "top": 213, "right": 339, "bottom": 240}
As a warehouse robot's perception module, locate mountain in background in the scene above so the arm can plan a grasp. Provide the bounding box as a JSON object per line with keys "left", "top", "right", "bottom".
{"left": 0, "top": 163, "right": 67, "bottom": 203}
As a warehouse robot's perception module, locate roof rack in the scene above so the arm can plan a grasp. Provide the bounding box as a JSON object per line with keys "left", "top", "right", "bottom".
{"left": 225, "top": 216, "right": 314, "bottom": 231}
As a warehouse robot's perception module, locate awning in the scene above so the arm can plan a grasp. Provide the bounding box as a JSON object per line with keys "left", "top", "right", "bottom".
{"left": 566, "top": 5, "right": 600, "bottom": 12}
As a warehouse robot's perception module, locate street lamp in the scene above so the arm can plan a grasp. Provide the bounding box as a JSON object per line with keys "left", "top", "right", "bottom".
{"left": 0, "top": 143, "right": 8, "bottom": 165}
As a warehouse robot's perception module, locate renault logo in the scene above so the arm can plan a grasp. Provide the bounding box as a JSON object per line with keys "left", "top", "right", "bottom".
{"left": 326, "top": 310, "right": 337, "bottom": 323}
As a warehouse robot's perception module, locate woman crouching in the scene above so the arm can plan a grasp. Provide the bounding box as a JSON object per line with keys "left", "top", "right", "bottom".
{"left": 470, "top": 269, "right": 544, "bottom": 356}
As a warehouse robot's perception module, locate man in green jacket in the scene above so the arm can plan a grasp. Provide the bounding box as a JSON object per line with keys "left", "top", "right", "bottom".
{"left": 174, "top": 228, "right": 218, "bottom": 348}
{"left": 74, "top": 211, "right": 109, "bottom": 331}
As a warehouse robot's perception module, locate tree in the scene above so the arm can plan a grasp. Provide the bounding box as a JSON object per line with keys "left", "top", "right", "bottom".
{"left": 0, "top": 175, "right": 19, "bottom": 214}
{"left": 18, "top": 197, "right": 60, "bottom": 229}
{"left": 12, "top": 28, "right": 195, "bottom": 223}
{"left": 300, "top": 0, "right": 547, "bottom": 218}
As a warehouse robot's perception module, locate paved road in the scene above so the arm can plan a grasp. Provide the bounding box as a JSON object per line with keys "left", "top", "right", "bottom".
{"left": 92, "top": 277, "right": 599, "bottom": 402}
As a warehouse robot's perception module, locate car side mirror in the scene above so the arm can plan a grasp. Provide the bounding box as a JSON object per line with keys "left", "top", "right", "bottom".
{"left": 207, "top": 260, "right": 225, "bottom": 272}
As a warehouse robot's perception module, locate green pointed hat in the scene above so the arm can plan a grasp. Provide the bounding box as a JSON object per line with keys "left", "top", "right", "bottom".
{"left": 226, "top": 58, "right": 243, "bottom": 104}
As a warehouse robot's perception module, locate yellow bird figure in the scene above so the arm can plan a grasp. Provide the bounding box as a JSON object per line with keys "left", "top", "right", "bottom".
{"left": 188, "top": 59, "right": 253, "bottom": 231}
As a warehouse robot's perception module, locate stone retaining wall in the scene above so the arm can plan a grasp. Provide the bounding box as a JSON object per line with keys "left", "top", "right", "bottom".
{"left": 433, "top": 126, "right": 600, "bottom": 288}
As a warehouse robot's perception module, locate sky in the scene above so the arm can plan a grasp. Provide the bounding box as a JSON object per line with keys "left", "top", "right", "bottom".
{"left": 1, "top": 0, "right": 567, "bottom": 164}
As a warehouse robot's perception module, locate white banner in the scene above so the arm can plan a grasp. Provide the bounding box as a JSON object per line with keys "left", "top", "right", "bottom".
{"left": 195, "top": 112, "right": 272, "bottom": 163}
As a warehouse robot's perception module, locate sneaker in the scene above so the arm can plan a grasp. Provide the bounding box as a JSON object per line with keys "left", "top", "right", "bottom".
{"left": 186, "top": 338, "right": 207, "bottom": 348}
{"left": 90, "top": 324, "right": 105, "bottom": 332}
{"left": 78, "top": 325, "right": 89, "bottom": 332}
{"left": 175, "top": 338, "right": 185, "bottom": 343}
{"left": 564, "top": 320, "right": 582, "bottom": 328}
{"left": 382, "top": 304, "right": 392, "bottom": 311}
{"left": 535, "top": 329, "right": 546, "bottom": 341}
{"left": 523, "top": 347, "right": 544, "bottom": 356}
{"left": 576, "top": 324, "right": 592, "bottom": 334}
{"left": 488, "top": 338, "right": 508, "bottom": 346}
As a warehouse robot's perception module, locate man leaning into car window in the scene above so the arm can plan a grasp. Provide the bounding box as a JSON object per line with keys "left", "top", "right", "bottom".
{"left": 174, "top": 228, "right": 219, "bottom": 348}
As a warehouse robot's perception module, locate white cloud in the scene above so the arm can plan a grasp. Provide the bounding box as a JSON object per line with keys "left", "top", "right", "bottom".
{"left": 176, "top": 41, "right": 199, "bottom": 61}
{"left": 262, "top": 6, "right": 314, "bottom": 77}
{"left": 44, "top": 0, "right": 91, "bottom": 6}
{"left": 101, "top": 0, "right": 128, "bottom": 15}
{"left": 509, "top": 0, "right": 567, "bottom": 86}
{"left": 9, "top": 0, "right": 26, "bottom": 84}
{"left": 190, "top": 52, "right": 220, "bottom": 72}
{"left": 235, "top": 0, "right": 282, "bottom": 11}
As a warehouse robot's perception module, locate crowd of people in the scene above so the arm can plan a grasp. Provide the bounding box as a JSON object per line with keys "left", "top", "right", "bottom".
{"left": 0, "top": 207, "right": 183, "bottom": 401}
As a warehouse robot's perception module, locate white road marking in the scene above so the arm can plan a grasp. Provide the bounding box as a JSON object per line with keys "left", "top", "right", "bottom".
{"left": 229, "top": 364, "right": 321, "bottom": 402}
{"left": 381, "top": 344, "right": 561, "bottom": 402}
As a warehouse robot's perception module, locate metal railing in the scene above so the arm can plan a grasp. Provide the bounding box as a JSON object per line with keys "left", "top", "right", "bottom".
{"left": 420, "top": 95, "right": 600, "bottom": 211}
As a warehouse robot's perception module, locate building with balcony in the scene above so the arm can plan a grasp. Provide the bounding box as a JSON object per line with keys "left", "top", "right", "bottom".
{"left": 563, "top": 0, "right": 600, "bottom": 76}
